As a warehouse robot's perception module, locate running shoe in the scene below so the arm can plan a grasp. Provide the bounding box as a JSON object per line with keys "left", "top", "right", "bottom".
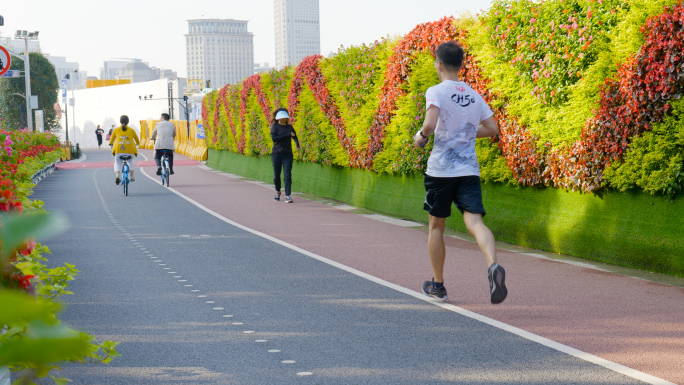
{"left": 285, "top": 196, "right": 293, "bottom": 203}
{"left": 488, "top": 263, "right": 508, "bottom": 304}
{"left": 130, "top": 176, "right": 135, "bottom": 182}
{"left": 170, "top": 168, "right": 174, "bottom": 175}
{"left": 274, "top": 192, "right": 281, "bottom": 201}
{"left": 115, "top": 177, "right": 121, "bottom": 185}
{"left": 422, "top": 279, "right": 448, "bottom": 301}
{"left": 156, "top": 167, "right": 162, "bottom": 175}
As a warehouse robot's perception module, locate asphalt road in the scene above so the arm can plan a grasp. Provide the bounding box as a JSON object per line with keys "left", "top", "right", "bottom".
{"left": 32, "top": 150, "right": 651, "bottom": 385}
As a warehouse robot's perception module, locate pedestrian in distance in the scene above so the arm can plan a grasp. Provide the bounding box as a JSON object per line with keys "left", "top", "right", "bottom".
{"left": 109, "top": 115, "right": 139, "bottom": 185}
{"left": 150, "top": 113, "right": 177, "bottom": 175}
{"left": 270, "top": 108, "right": 300, "bottom": 203}
{"left": 107, "top": 125, "right": 114, "bottom": 146}
{"left": 95, "top": 125, "right": 105, "bottom": 148}
{"left": 413, "top": 41, "right": 508, "bottom": 304}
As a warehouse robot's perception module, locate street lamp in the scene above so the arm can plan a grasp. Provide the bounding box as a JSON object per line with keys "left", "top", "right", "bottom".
{"left": 64, "top": 70, "right": 78, "bottom": 142}
{"left": 14, "top": 30, "right": 39, "bottom": 131}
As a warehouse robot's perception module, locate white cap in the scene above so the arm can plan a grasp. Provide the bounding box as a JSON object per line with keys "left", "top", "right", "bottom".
{"left": 275, "top": 111, "right": 290, "bottom": 120}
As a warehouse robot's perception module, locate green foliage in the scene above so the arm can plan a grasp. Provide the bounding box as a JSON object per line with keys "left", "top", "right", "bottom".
{"left": 320, "top": 39, "right": 392, "bottom": 148}
{"left": 465, "top": 0, "right": 679, "bottom": 150}
{"left": 374, "top": 53, "right": 438, "bottom": 174}
{"left": 0, "top": 53, "right": 60, "bottom": 130}
{"left": 603, "top": 99, "right": 684, "bottom": 196}
{"left": 294, "top": 84, "right": 349, "bottom": 166}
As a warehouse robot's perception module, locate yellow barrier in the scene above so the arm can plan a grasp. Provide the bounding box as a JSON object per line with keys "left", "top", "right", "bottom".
{"left": 138, "top": 119, "right": 207, "bottom": 161}
{"left": 60, "top": 141, "right": 72, "bottom": 161}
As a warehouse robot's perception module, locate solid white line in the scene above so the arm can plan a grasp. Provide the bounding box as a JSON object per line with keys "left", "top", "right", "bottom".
{"left": 139, "top": 166, "right": 675, "bottom": 385}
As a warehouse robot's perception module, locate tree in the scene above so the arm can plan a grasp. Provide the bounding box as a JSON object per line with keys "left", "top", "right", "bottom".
{"left": 0, "top": 52, "right": 59, "bottom": 130}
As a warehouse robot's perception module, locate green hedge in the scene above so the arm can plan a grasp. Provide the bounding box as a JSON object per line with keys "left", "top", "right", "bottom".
{"left": 209, "top": 149, "right": 684, "bottom": 277}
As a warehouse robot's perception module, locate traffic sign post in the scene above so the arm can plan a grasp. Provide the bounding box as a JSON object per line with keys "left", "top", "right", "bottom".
{"left": 60, "top": 79, "right": 67, "bottom": 103}
{"left": 0, "top": 45, "right": 11, "bottom": 77}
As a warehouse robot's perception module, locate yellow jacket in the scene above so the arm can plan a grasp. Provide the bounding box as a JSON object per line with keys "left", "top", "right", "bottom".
{"left": 109, "top": 126, "right": 140, "bottom": 156}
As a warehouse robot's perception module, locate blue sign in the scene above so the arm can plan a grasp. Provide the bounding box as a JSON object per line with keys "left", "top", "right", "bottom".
{"left": 0, "top": 70, "right": 19, "bottom": 77}
{"left": 196, "top": 124, "right": 205, "bottom": 139}
{"left": 60, "top": 79, "right": 68, "bottom": 100}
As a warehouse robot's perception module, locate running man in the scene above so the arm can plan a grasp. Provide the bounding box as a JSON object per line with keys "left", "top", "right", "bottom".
{"left": 414, "top": 41, "right": 508, "bottom": 304}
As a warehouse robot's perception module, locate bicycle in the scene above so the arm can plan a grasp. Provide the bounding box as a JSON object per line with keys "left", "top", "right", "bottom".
{"left": 159, "top": 149, "right": 171, "bottom": 187}
{"left": 119, "top": 155, "right": 132, "bottom": 196}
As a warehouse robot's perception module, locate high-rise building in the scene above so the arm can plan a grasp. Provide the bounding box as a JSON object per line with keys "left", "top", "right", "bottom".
{"left": 100, "top": 60, "right": 129, "bottom": 80}
{"left": 185, "top": 19, "right": 255, "bottom": 88}
{"left": 44, "top": 55, "right": 84, "bottom": 90}
{"left": 274, "top": 0, "right": 320, "bottom": 69}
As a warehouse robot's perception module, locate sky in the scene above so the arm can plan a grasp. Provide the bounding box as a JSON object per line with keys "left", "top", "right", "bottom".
{"left": 1, "top": 0, "right": 494, "bottom": 79}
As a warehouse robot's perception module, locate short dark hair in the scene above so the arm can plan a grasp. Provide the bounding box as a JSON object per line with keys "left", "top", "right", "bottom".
{"left": 435, "top": 41, "right": 464, "bottom": 72}
{"left": 161, "top": 113, "right": 170, "bottom": 121}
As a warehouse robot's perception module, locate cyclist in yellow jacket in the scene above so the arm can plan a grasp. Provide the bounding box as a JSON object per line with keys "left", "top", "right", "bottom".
{"left": 109, "top": 115, "right": 140, "bottom": 184}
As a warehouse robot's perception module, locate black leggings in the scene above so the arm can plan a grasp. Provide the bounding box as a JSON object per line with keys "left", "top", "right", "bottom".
{"left": 272, "top": 153, "right": 293, "bottom": 195}
{"left": 154, "top": 150, "right": 174, "bottom": 169}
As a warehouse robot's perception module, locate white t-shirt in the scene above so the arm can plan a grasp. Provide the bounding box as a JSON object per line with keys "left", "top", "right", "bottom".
{"left": 423, "top": 80, "right": 493, "bottom": 178}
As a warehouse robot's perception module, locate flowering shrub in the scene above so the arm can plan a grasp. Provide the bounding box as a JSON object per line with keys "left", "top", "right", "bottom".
{"left": 203, "top": 1, "right": 684, "bottom": 196}
{"left": 0, "top": 126, "right": 120, "bottom": 383}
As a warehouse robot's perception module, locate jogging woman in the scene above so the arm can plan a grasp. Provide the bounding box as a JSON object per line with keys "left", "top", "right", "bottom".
{"left": 109, "top": 115, "right": 140, "bottom": 185}
{"left": 270, "top": 108, "right": 300, "bottom": 203}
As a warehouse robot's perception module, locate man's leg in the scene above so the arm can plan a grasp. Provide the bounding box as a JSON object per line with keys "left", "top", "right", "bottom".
{"left": 462, "top": 211, "right": 496, "bottom": 267}
{"left": 154, "top": 150, "right": 162, "bottom": 175}
{"left": 428, "top": 215, "right": 447, "bottom": 283}
{"left": 463, "top": 211, "right": 507, "bottom": 304}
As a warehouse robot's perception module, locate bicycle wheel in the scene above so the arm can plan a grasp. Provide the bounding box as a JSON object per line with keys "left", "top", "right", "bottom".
{"left": 124, "top": 178, "right": 128, "bottom": 196}
{"left": 164, "top": 159, "right": 170, "bottom": 187}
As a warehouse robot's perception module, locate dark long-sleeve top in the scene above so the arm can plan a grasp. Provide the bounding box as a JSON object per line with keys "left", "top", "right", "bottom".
{"left": 270, "top": 122, "right": 300, "bottom": 154}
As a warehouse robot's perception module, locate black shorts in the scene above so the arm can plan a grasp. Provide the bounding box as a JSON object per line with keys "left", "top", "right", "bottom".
{"left": 423, "top": 175, "right": 485, "bottom": 218}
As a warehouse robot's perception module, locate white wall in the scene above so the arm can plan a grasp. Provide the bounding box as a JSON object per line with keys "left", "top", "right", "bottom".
{"left": 58, "top": 79, "right": 183, "bottom": 148}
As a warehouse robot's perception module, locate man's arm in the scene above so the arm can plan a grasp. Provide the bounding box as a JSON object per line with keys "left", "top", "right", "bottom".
{"left": 476, "top": 116, "right": 498, "bottom": 138}
{"left": 150, "top": 128, "right": 157, "bottom": 141}
{"left": 413, "top": 105, "right": 440, "bottom": 147}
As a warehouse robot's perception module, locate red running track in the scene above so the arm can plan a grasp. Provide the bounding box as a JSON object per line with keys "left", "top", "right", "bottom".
{"left": 128, "top": 150, "right": 683, "bottom": 384}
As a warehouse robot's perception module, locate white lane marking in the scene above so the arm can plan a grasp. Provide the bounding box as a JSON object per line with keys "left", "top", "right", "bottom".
{"left": 223, "top": 315, "right": 234, "bottom": 318}
{"left": 159, "top": 264, "right": 166, "bottom": 266}
{"left": 297, "top": 372, "right": 313, "bottom": 376}
{"left": 198, "top": 295, "right": 207, "bottom": 298}
{"left": 232, "top": 322, "right": 243, "bottom": 325}
{"left": 268, "top": 350, "right": 280, "bottom": 353}
{"left": 184, "top": 285, "right": 193, "bottom": 287}
{"left": 282, "top": 360, "right": 296, "bottom": 364}
{"left": 139, "top": 165, "right": 676, "bottom": 385}
{"left": 167, "top": 272, "right": 177, "bottom": 274}
{"left": 255, "top": 339, "right": 267, "bottom": 343}
{"left": 213, "top": 307, "right": 224, "bottom": 310}
{"left": 243, "top": 331, "right": 255, "bottom": 334}
{"left": 191, "top": 289, "right": 200, "bottom": 292}
{"left": 205, "top": 301, "right": 215, "bottom": 304}
{"left": 173, "top": 276, "right": 182, "bottom": 278}
{"left": 163, "top": 268, "right": 171, "bottom": 270}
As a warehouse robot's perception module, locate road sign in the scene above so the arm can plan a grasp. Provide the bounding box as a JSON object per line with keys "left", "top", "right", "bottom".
{"left": 61, "top": 79, "right": 68, "bottom": 102}
{"left": 0, "top": 70, "right": 20, "bottom": 78}
{"left": 35, "top": 110, "right": 44, "bottom": 131}
{"left": 0, "top": 45, "right": 11, "bottom": 76}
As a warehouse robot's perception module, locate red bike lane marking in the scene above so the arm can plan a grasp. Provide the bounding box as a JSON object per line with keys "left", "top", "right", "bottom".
{"left": 57, "top": 159, "right": 201, "bottom": 169}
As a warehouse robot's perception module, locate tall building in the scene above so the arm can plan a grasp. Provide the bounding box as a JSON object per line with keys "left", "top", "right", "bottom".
{"left": 185, "top": 19, "right": 255, "bottom": 88}
{"left": 274, "top": 0, "right": 320, "bottom": 69}
{"left": 44, "top": 55, "right": 85, "bottom": 90}
{"left": 100, "top": 60, "right": 129, "bottom": 80}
